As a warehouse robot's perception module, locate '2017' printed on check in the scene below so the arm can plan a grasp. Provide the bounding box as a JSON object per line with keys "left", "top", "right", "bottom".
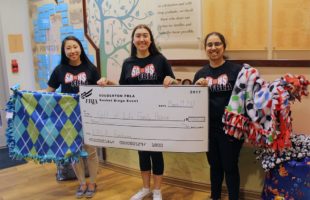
{"left": 79, "top": 85, "right": 209, "bottom": 152}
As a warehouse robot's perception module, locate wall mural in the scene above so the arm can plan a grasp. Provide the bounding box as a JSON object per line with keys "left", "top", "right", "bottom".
{"left": 84, "top": 0, "right": 202, "bottom": 79}
{"left": 84, "top": 0, "right": 154, "bottom": 77}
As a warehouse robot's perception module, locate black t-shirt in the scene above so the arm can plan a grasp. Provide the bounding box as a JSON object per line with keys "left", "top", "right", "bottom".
{"left": 119, "top": 54, "right": 175, "bottom": 85}
{"left": 48, "top": 63, "right": 100, "bottom": 94}
{"left": 193, "top": 61, "right": 242, "bottom": 131}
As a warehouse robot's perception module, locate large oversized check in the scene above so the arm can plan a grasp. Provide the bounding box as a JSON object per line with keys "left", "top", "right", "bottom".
{"left": 79, "top": 86, "right": 208, "bottom": 152}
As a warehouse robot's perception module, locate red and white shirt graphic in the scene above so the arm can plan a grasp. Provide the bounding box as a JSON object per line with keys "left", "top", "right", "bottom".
{"left": 64, "top": 72, "right": 87, "bottom": 87}
{"left": 131, "top": 64, "right": 155, "bottom": 77}
{"left": 205, "top": 74, "right": 232, "bottom": 92}
{"left": 131, "top": 64, "right": 157, "bottom": 80}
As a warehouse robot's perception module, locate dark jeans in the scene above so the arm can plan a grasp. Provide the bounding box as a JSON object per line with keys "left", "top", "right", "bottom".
{"left": 138, "top": 151, "right": 164, "bottom": 175}
{"left": 207, "top": 132, "right": 243, "bottom": 200}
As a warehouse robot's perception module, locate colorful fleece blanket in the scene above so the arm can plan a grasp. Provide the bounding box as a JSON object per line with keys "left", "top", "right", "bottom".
{"left": 223, "top": 64, "right": 309, "bottom": 151}
{"left": 6, "top": 87, "right": 83, "bottom": 164}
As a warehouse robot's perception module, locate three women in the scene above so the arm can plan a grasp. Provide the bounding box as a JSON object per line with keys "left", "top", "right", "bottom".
{"left": 48, "top": 28, "right": 242, "bottom": 200}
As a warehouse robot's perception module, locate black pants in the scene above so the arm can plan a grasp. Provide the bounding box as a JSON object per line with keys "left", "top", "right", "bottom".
{"left": 207, "top": 132, "right": 243, "bottom": 200}
{"left": 138, "top": 151, "right": 164, "bottom": 175}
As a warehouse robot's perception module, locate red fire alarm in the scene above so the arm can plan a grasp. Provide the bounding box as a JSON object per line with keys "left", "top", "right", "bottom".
{"left": 11, "top": 59, "right": 18, "bottom": 73}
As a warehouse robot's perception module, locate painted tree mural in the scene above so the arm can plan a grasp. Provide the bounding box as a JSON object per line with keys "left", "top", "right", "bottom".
{"left": 85, "top": 0, "right": 154, "bottom": 77}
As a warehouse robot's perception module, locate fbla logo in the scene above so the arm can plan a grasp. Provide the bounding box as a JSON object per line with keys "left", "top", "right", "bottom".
{"left": 81, "top": 89, "right": 98, "bottom": 105}
{"left": 81, "top": 89, "right": 93, "bottom": 99}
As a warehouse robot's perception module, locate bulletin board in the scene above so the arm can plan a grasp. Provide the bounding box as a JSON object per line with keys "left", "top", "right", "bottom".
{"left": 29, "top": 0, "right": 97, "bottom": 89}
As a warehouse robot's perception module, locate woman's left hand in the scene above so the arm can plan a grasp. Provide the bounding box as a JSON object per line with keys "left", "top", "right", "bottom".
{"left": 97, "top": 77, "right": 116, "bottom": 86}
{"left": 163, "top": 76, "right": 179, "bottom": 87}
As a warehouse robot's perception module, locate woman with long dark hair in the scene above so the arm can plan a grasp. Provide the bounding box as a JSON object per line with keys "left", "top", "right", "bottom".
{"left": 119, "top": 24, "right": 177, "bottom": 200}
{"left": 47, "top": 36, "right": 105, "bottom": 198}
{"left": 193, "top": 32, "right": 243, "bottom": 200}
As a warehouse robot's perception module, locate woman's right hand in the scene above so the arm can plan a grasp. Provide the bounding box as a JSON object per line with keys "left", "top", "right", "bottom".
{"left": 163, "top": 76, "right": 179, "bottom": 87}
{"left": 195, "top": 78, "right": 208, "bottom": 86}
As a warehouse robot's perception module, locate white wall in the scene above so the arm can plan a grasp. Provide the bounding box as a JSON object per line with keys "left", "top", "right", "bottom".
{"left": 0, "top": 0, "right": 35, "bottom": 91}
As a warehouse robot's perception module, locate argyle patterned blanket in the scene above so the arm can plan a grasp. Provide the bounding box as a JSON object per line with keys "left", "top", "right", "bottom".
{"left": 6, "top": 87, "right": 83, "bottom": 164}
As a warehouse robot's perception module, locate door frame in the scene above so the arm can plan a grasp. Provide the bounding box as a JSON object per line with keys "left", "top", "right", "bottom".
{"left": 0, "top": 14, "right": 10, "bottom": 147}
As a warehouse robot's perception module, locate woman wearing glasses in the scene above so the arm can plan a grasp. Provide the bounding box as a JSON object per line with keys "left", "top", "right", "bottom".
{"left": 193, "top": 32, "right": 243, "bottom": 200}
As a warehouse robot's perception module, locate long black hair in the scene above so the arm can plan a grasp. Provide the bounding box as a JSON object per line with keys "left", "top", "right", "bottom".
{"left": 60, "top": 35, "right": 95, "bottom": 67}
{"left": 130, "top": 24, "right": 161, "bottom": 57}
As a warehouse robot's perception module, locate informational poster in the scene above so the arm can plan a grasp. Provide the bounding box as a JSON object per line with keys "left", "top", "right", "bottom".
{"left": 79, "top": 85, "right": 209, "bottom": 152}
{"left": 155, "top": 0, "right": 202, "bottom": 48}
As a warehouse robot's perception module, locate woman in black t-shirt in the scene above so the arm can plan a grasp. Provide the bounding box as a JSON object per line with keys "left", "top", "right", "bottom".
{"left": 120, "top": 24, "right": 177, "bottom": 200}
{"left": 193, "top": 32, "right": 243, "bottom": 200}
{"left": 47, "top": 36, "right": 105, "bottom": 198}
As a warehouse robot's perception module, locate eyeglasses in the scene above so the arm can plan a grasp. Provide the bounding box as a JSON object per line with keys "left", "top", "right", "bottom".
{"left": 206, "top": 42, "right": 223, "bottom": 47}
